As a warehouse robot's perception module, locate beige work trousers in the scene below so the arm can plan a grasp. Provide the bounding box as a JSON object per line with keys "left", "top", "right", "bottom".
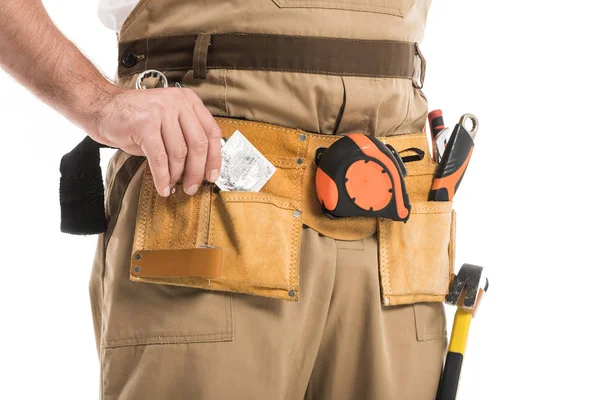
{"left": 91, "top": 1, "right": 447, "bottom": 396}
{"left": 90, "top": 152, "right": 447, "bottom": 399}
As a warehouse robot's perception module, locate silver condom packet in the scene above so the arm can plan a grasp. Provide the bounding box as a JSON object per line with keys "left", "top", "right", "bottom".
{"left": 215, "top": 130, "right": 276, "bottom": 192}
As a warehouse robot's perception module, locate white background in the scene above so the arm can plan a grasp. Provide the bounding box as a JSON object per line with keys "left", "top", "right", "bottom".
{"left": 1, "top": 1, "right": 599, "bottom": 399}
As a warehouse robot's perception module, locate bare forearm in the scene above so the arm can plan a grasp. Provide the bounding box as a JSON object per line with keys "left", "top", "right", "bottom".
{"left": 0, "top": 0, "right": 118, "bottom": 134}
{"left": 0, "top": 1, "right": 224, "bottom": 196}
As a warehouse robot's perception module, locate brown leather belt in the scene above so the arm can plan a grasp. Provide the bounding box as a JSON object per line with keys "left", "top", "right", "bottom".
{"left": 118, "top": 33, "right": 424, "bottom": 86}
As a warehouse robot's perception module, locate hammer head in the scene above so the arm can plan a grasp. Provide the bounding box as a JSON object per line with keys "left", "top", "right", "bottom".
{"left": 446, "top": 263, "right": 489, "bottom": 316}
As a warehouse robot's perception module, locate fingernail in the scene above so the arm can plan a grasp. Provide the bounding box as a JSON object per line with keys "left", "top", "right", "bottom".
{"left": 208, "top": 169, "right": 220, "bottom": 182}
{"left": 162, "top": 187, "right": 171, "bottom": 197}
{"left": 186, "top": 184, "right": 199, "bottom": 195}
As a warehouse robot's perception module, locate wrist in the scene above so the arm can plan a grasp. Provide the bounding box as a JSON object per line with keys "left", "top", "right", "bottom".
{"left": 71, "top": 79, "right": 123, "bottom": 141}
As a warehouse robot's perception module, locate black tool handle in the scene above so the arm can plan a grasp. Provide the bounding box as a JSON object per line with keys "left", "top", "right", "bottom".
{"left": 436, "top": 352, "right": 463, "bottom": 400}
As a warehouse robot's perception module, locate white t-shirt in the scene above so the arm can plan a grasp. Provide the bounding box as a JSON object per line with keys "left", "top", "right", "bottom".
{"left": 98, "top": 0, "right": 140, "bottom": 31}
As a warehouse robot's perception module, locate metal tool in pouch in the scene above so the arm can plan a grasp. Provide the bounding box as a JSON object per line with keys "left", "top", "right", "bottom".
{"left": 216, "top": 130, "right": 276, "bottom": 192}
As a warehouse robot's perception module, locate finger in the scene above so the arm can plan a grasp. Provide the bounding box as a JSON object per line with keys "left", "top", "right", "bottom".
{"left": 120, "top": 144, "right": 144, "bottom": 157}
{"left": 179, "top": 106, "right": 208, "bottom": 195}
{"left": 140, "top": 133, "right": 171, "bottom": 197}
{"left": 182, "top": 89, "right": 222, "bottom": 182}
{"left": 161, "top": 114, "right": 187, "bottom": 187}
{"left": 195, "top": 104, "right": 222, "bottom": 182}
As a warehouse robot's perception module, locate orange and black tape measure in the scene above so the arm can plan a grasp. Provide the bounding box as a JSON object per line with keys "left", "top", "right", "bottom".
{"left": 315, "top": 133, "right": 411, "bottom": 222}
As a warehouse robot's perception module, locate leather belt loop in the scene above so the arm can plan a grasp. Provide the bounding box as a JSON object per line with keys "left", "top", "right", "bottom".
{"left": 193, "top": 33, "right": 212, "bottom": 80}
{"left": 413, "top": 42, "right": 426, "bottom": 89}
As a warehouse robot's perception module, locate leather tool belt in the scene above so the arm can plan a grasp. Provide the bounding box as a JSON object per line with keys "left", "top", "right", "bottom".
{"left": 127, "top": 117, "right": 455, "bottom": 306}
{"left": 58, "top": 33, "right": 448, "bottom": 306}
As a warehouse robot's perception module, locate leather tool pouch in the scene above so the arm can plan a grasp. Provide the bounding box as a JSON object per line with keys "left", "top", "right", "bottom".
{"left": 130, "top": 118, "right": 305, "bottom": 301}
{"left": 377, "top": 166, "right": 456, "bottom": 306}
{"left": 128, "top": 117, "right": 455, "bottom": 305}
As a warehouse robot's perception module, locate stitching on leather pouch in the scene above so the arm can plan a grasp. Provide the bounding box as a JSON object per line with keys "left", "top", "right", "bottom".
{"left": 379, "top": 219, "right": 391, "bottom": 295}
{"left": 406, "top": 168, "right": 436, "bottom": 175}
{"left": 209, "top": 188, "right": 216, "bottom": 245}
{"left": 267, "top": 156, "right": 310, "bottom": 168}
{"left": 290, "top": 216, "right": 299, "bottom": 292}
{"left": 201, "top": 186, "right": 211, "bottom": 245}
{"left": 137, "top": 168, "right": 152, "bottom": 250}
{"left": 192, "top": 188, "right": 201, "bottom": 247}
{"left": 150, "top": 175, "right": 164, "bottom": 248}
{"left": 289, "top": 131, "right": 304, "bottom": 291}
{"left": 220, "top": 196, "right": 295, "bottom": 210}
{"left": 411, "top": 206, "right": 453, "bottom": 212}
{"left": 168, "top": 190, "right": 177, "bottom": 249}
{"left": 217, "top": 119, "right": 427, "bottom": 142}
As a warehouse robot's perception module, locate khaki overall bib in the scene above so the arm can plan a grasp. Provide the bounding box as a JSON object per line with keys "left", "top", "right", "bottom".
{"left": 89, "top": 1, "right": 456, "bottom": 398}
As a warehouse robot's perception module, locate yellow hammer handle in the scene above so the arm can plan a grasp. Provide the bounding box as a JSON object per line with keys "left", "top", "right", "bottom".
{"left": 447, "top": 308, "right": 472, "bottom": 355}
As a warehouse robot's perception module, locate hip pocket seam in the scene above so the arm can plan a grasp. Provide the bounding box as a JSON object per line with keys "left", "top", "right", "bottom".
{"left": 102, "top": 292, "right": 234, "bottom": 349}
{"left": 270, "top": 0, "right": 415, "bottom": 17}
{"left": 413, "top": 302, "right": 447, "bottom": 342}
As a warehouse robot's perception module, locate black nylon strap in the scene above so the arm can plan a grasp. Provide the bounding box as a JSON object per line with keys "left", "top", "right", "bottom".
{"left": 59, "top": 137, "right": 115, "bottom": 235}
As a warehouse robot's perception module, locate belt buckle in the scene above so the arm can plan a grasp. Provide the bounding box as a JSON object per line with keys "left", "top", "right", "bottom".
{"left": 412, "top": 43, "right": 426, "bottom": 90}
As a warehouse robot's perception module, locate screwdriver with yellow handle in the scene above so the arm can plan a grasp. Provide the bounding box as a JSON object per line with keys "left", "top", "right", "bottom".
{"left": 437, "top": 264, "right": 489, "bottom": 400}
{"left": 429, "top": 114, "right": 478, "bottom": 201}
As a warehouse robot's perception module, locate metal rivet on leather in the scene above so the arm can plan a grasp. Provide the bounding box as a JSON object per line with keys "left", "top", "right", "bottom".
{"left": 299, "top": 134, "right": 307, "bottom": 142}
{"left": 288, "top": 290, "right": 296, "bottom": 297}
{"left": 121, "top": 52, "right": 138, "bottom": 68}
{"left": 296, "top": 158, "right": 303, "bottom": 165}
{"left": 134, "top": 254, "right": 142, "bottom": 261}
{"left": 134, "top": 266, "right": 141, "bottom": 273}
{"left": 293, "top": 210, "right": 301, "bottom": 218}
{"left": 384, "top": 297, "right": 390, "bottom": 306}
